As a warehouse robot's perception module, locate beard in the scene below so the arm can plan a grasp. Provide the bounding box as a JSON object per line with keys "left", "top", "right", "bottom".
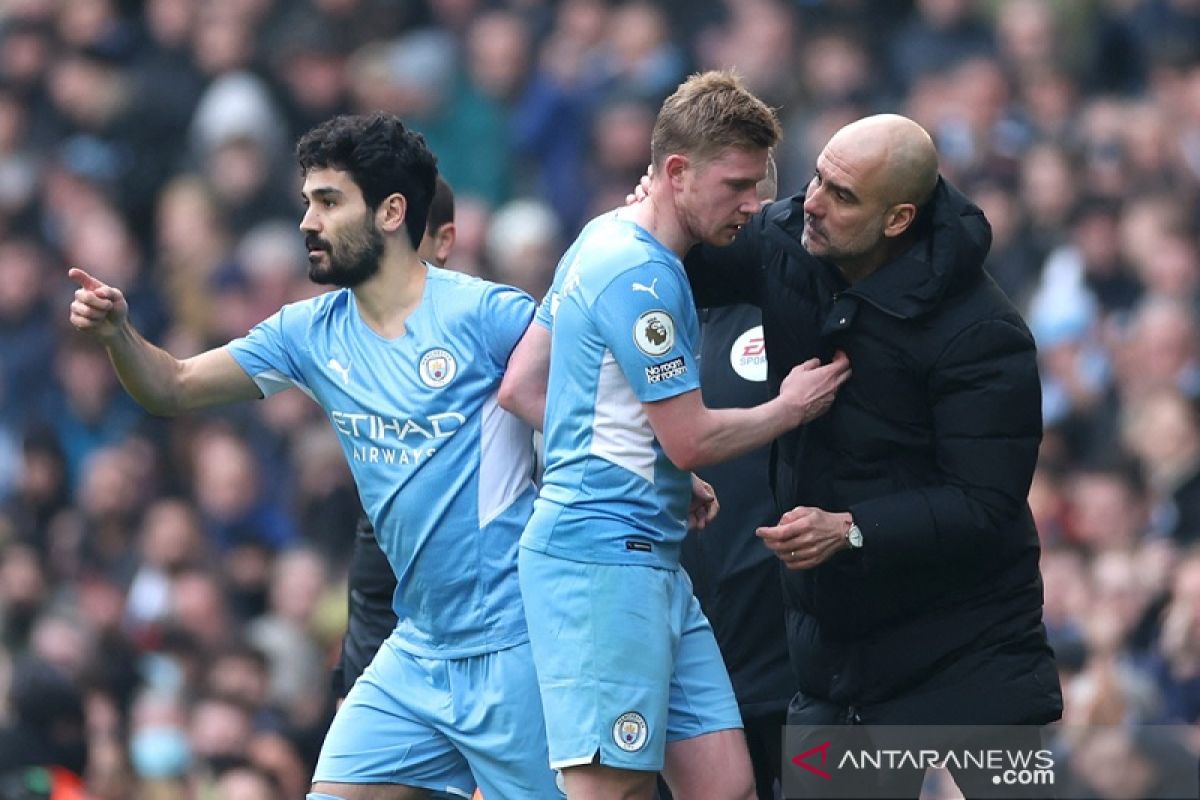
{"left": 307, "top": 213, "right": 385, "bottom": 288}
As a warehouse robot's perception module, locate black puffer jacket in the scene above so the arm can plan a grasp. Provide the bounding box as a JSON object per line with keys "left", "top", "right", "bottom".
{"left": 686, "top": 178, "right": 1062, "bottom": 725}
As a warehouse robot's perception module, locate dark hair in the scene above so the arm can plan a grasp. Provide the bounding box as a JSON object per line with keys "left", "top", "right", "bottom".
{"left": 427, "top": 175, "right": 455, "bottom": 233}
{"left": 295, "top": 112, "right": 438, "bottom": 249}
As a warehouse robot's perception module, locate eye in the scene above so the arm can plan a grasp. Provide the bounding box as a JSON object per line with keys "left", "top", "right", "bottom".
{"left": 323, "top": 199, "right": 337, "bottom": 209}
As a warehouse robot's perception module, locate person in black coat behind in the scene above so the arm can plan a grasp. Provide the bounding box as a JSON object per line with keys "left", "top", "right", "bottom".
{"left": 684, "top": 115, "right": 1061, "bottom": 798}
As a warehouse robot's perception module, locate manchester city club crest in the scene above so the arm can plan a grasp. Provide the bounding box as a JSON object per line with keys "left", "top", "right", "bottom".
{"left": 612, "top": 711, "right": 649, "bottom": 752}
{"left": 419, "top": 348, "right": 457, "bottom": 388}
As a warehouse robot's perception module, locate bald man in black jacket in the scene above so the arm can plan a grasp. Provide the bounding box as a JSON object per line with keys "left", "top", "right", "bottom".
{"left": 685, "top": 115, "right": 1060, "bottom": 799}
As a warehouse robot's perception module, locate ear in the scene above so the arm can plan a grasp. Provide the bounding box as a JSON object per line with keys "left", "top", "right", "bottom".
{"left": 662, "top": 153, "right": 690, "bottom": 188}
{"left": 882, "top": 203, "right": 917, "bottom": 239}
{"left": 376, "top": 192, "right": 408, "bottom": 235}
{"left": 433, "top": 222, "right": 456, "bottom": 265}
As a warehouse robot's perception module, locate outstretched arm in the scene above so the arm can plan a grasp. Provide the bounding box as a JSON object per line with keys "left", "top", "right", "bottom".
{"left": 68, "top": 268, "right": 262, "bottom": 415}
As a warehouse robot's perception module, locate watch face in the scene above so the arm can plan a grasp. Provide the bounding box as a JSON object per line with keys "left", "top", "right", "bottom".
{"left": 848, "top": 525, "right": 863, "bottom": 548}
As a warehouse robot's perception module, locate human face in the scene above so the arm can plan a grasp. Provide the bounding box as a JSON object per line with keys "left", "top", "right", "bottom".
{"left": 417, "top": 222, "right": 455, "bottom": 267}
{"left": 677, "top": 147, "right": 768, "bottom": 247}
{"left": 299, "top": 167, "right": 385, "bottom": 288}
{"left": 801, "top": 141, "right": 892, "bottom": 268}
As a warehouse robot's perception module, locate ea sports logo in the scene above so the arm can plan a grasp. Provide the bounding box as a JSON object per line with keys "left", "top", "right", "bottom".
{"left": 730, "top": 325, "right": 767, "bottom": 382}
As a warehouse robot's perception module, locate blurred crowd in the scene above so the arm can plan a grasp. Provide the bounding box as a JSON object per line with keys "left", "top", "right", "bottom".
{"left": 1, "top": 0, "right": 1200, "bottom": 797}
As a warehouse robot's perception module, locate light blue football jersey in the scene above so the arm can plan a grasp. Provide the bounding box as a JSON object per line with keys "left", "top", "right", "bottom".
{"left": 522, "top": 212, "right": 701, "bottom": 568}
{"left": 227, "top": 266, "right": 536, "bottom": 658}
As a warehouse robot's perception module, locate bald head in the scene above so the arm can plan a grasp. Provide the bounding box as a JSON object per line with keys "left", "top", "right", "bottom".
{"left": 802, "top": 114, "right": 941, "bottom": 280}
{"left": 828, "top": 114, "right": 939, "bottom": 209}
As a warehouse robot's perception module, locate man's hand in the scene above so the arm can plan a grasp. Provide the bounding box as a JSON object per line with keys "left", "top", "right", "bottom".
{"left": 757, "top": 506, "right": 852, "bottom": 569}
{"left": 777, "top": 351, "right": 851, "bottom": 426}
{"left": 69, "top": 267, "right": 128, "bottom": 343}
{"left": 624, "top": 164, "right": 654, "bottom": 206}
{"left": 688, "top": 474, "right": 719, "bottom": 530}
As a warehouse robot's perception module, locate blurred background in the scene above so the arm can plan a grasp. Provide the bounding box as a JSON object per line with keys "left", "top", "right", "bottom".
{"left": 0, "top": 0, "right": 1199, "bottom": 797}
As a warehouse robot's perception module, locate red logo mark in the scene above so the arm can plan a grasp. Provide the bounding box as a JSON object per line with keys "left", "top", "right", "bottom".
{"left": 791, "top": 741, "right": 832, "bottom": 780}
{"left": 741, "top": 337, "right": 766, "bottom": 357}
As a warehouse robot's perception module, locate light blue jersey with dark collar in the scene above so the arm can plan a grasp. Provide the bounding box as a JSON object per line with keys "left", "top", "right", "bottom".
{"left": 523, "top": 212, "right": 701, "bottom": 568}
{"left": 227, "top": 265, "right": 536, "bottom": 658}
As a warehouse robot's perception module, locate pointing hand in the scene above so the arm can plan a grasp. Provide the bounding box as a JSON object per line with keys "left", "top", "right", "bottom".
{"left": 68, "top": 268, "right": 128, "bottom": 342}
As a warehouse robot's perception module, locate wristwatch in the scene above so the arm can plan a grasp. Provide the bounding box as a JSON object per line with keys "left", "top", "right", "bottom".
{"left": 846, "top": 521, "right": 863, "bottom": 549}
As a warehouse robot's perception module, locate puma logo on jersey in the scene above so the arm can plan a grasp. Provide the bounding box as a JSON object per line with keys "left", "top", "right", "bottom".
{"left": 631, "top": 278, "right": 659, "bottom": 300}
{"left": 327, "top": 358, "right": 351, "bottom": 385}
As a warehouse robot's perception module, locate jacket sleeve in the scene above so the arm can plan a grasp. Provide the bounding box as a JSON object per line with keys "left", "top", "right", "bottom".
{"left": 683, "top": 206, "right": 770, "bottom": 308}
{"left": 848, "top": 317, "right": 1042, "bottom": 571}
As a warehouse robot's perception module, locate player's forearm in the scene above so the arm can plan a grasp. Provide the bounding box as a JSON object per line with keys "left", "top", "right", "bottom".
{"left": 103, "top": 322, "right": 188, "bottom": 416}
{"left": 498, "top": 377, "right": 545, "bottom": 431}
{"left": 676, "top": 399, "right": 799, "bottom": 470}
{"left": 511, "top": 391, "right": 545, "bottom": 432}
{"left": 498, "top": 323, "right": 550, "bottom": 431}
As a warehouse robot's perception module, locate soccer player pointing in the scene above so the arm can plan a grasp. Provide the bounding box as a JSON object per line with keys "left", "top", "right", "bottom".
{"left": 71, "top": 113, "right": 557, "bottom": 800}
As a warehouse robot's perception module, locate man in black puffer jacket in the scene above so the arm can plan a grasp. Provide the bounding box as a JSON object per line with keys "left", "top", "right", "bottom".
{"left": 685, "top": 115, "right": 1061, "bottom": 797}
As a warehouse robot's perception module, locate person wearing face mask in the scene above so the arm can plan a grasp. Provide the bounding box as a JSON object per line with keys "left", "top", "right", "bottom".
{"left": 126, "top": 689, "right": 193, "bottom": 787}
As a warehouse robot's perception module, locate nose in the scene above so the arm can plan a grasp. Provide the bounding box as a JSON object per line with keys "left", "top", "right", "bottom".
{"left": 803, "top": 185, "right": 823, "bottom": 217}
{"left": 299, "top": 206, "right": 319, "bottom": 233}
{"left": 741, "top": 190, "right": 763, "bottom": 215}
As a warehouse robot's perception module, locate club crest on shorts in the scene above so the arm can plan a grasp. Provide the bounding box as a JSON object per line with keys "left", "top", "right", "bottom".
{"left": 633, "top": 311, "right": 675, "bottom": 357}
{"left": 612, "top": 711, "right": 649, "bottom": 752}
{"left": 419, "top": 348, "right": 457, "bottom": 388}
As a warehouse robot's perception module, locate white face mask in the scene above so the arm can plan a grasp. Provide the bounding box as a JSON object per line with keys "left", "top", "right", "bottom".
{"left": 130, "top": 726, "right": 191, "bottom": 778}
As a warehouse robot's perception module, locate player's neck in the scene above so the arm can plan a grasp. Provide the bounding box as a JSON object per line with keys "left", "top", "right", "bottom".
{"left": 352, "top": 252, "right": 427, "bottom": 339}
{"left": 626, "top": 188, "right": 693, "bottom": 258}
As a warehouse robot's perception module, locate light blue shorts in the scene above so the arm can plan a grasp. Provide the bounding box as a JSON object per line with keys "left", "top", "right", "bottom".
{"left": 313, "top": 636, "right": 561, "bottom": 798}
{"left": 518, "top": 546, "right": 743, "bottom": 772}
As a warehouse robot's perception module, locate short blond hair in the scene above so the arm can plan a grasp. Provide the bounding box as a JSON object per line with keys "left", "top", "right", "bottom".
{"left": 650, "top": 71, "right": 781, "bottom": 168}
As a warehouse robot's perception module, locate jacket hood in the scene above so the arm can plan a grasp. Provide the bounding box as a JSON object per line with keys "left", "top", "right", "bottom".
{"left": 853, "top": 176, "right": 992, "bottom": 318}
{"left": 771, "top": 176, "right": 992, "bottom": 320}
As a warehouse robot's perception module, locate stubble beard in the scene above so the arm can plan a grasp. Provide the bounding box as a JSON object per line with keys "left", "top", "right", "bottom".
{"left": 307, "top": 215, "right": 385, "bottom": 288}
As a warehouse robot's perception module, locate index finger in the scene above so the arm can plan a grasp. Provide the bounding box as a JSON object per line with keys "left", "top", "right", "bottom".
{"left": 68, "top": 267, "right": 103, "bottom": 291}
